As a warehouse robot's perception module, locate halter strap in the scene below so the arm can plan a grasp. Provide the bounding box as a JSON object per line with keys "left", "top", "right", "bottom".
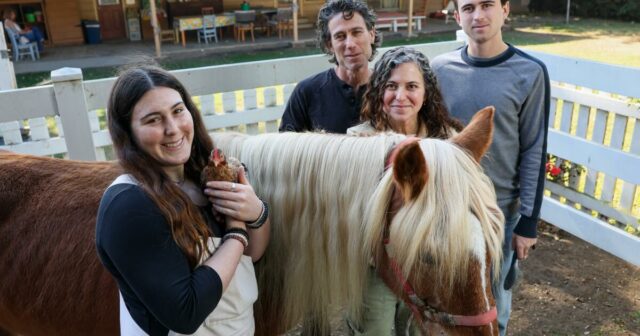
{"left": 385, "top": 136, "right": 421, "bottom": 170}
{"left": 382, "top": 237, "right": 497, "bottom": 327}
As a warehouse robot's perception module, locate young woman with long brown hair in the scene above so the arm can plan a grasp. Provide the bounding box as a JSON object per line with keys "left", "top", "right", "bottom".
{"left": 96, "top": 65, "right": 269, "bottom": 336}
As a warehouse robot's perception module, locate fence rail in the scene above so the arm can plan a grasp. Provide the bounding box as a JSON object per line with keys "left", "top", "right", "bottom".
{"left": 1, "top": 41, "right": 638, "bottom": 266}
{"left": 529, "top": 52, "right": 640, "bottom": 266}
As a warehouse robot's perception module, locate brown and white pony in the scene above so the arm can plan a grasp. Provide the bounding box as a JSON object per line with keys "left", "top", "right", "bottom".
{"left": 0, "top": 107, "right": 502, "bottom": 336}
{"left": 216, "top": 106, "right": 504, "bottom": 336}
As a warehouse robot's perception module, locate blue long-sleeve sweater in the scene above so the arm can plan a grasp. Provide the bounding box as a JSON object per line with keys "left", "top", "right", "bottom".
{"left": 431, "top": 44, "right": 550, "bottom": 238}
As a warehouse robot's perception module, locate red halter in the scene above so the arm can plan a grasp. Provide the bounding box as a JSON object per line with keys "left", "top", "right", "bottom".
{"left": 382, "top": 238, "right": 497, "bottom": 327}
{"left": 383, "top": 138, "right": 498, "bottom": 328}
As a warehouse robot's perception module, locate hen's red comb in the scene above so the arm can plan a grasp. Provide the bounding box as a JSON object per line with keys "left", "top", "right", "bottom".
{"left": 211, "top": 148, "right": 226, "bottom": 163}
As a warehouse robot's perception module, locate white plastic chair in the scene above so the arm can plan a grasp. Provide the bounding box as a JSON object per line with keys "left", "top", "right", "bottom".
{"left": 6, "top": 28, "right": 39, "bottom": 61}
{"left": 197, "top": 14, "right": 218, "bottom": 44}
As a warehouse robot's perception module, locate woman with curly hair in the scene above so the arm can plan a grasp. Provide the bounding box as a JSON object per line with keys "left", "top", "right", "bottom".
{"left": 348, "top": 46, "right": 462, "bottom": 139}
{"left": 347, "top": 46, "right": 462, "bottom": 335}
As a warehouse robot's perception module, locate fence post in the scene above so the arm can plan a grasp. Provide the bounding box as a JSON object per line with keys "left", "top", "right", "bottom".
{"left": 51, "top": 67, "right": 97, "bottom": 161}
{"left": 0, "top": 22, "right": 17, "bottom": 91}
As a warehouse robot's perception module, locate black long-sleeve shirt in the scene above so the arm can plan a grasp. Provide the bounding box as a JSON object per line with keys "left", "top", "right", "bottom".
{"left": 96, "top": 184, "right": 223, "bottom": 335}
{"left": 279, "top": 68, "right": 364, "bottom": 134}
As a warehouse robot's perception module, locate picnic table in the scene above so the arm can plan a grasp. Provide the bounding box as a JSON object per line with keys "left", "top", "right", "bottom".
{"left": 173, "top": 8, "right": 278, "bottom": 46}
{"left": 173, "top": 13, "right": 235, "bottom": 47}
{"left": 252, "top": 7, "right": 277, "bottom": 16}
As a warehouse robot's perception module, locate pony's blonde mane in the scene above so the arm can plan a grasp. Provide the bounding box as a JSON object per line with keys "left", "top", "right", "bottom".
{"left": 213, "top": 131, "right": 406, "bottom": 331}
{"left": 362, "top": 139, "right": 504, "bottom": 293}
{"left": 213, "top": 132, "right": 503, "bottom": 331}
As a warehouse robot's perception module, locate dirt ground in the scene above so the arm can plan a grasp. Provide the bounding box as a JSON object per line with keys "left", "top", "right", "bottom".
{"left": 509, "top": 223, "right": 640, "bottom": 336}
{"left": 287, "top": 223, "right": 640, "bottom": 335}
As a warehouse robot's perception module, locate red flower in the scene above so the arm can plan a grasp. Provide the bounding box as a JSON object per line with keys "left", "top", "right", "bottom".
{"left": 550, "top": 166, "right": 562, "bottom": 177}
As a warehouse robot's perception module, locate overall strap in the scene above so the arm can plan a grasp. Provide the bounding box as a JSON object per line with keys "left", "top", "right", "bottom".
{"left": 109, "top": 174, "right": 139, "bottom": 188}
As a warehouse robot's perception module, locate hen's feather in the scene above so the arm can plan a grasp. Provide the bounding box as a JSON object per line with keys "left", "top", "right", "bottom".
{"left": 201, "top": 148, "right": 242, "bottom": 187}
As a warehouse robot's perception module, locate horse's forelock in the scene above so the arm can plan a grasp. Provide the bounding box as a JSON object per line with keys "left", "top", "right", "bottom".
{"left": 368, "top": 139, "right": 503, "bottom": 295}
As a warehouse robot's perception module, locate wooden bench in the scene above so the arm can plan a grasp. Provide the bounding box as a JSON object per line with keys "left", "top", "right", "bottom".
{"left": 376, "top": 15, "right": 425, "bottom": 32}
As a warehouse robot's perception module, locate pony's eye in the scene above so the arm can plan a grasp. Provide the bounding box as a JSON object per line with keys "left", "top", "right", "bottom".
{"left": 420, "top": 252, "right": 435, "bottom": 265}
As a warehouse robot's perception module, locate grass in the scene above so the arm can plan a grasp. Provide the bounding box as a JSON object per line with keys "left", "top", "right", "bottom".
{"left": 503, "top": 16, "right": 640, "bottom": 67}
{"left": 15, "top": 15, "right": 640, "bottom": 88}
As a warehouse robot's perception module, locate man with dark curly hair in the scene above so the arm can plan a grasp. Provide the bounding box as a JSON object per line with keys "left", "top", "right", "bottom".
{"left": 279, "top": 0, "right": 381, "bottom": 134}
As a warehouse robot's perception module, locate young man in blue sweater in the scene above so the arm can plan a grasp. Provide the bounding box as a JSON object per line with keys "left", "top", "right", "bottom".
{"left": 431, "top": 1, "right": 550, "bottom": 335}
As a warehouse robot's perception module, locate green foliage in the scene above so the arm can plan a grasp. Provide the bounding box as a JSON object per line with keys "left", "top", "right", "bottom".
{"left": 141, "top": 0, "right": 162, "bottom": 10}
{"left": 528, "top": 0, "right": 640, "bottom": 21}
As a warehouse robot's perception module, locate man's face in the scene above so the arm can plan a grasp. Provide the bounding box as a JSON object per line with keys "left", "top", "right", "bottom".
{"left": 326, "top": 12, "right": 375, "bottom": 72}
{"left": 455, "top": 0, "right": 509, "bottom": 45}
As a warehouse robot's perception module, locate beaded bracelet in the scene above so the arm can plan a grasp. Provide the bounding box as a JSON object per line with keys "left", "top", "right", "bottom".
{"left": 222, "top": 228, "right": 249, "bottom": 249}
{"left": 222, "top": 233, "right": 248, "bottom": 249}
{"left": 247, "top": 199, "right": 269, "bottom": 229}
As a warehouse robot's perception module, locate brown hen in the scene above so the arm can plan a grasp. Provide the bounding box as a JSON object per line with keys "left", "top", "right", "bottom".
{"left": 201, "top": 148, "right": 243, "bottom": 188}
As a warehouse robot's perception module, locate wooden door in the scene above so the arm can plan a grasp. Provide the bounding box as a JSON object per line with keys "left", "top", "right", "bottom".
{"left": 98, "top": 0, "right": 126, "bottom": 40}
{"left": 381, "top": 0, "right": 399, "bottom": 9}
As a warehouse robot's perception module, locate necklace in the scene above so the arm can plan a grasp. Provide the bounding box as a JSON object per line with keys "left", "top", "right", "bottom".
{"left": 172, "top": 177, "right": 185, "bottom": 186}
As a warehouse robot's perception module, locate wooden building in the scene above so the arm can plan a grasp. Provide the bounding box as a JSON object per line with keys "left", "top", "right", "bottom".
{"left": 1, "top": 0, "right": 450, "bottom": 46}
{"left": 0, "top": 0, "right": 84, "bottom": 45}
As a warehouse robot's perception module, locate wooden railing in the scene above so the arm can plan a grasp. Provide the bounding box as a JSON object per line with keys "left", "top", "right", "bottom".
{"left": 0, "top": 40, "right": 460, "bottom": 158}
{"left": 0, "top": 40, "right": 638, "bottom": 266}
{"left": 528, "top": 51, "right": 640, "bottom": 266}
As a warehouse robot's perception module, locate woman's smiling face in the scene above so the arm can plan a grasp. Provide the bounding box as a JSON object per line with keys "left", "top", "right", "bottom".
{"left": 382, "top": 62, "right": 425, "bottom": 133}
{"left": 130, "top": 87, "right": 194, "bottom": 174}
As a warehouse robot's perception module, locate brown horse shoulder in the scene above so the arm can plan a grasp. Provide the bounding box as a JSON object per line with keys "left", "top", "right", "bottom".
{"left": 0, "top": 151, "right": 121, "bottom": 336}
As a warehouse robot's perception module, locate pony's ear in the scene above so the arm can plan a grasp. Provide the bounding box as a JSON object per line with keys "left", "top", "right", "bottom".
{"left": 393, "top": 141, "right": 428, "bottom": 202}
{"left": 451, "top": 106, "right": 495, "bottom": 163}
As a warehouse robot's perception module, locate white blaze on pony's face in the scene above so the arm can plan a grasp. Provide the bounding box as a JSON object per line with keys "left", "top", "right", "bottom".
{"left": 130, "top": 87, "right": 194, "bottom": 179}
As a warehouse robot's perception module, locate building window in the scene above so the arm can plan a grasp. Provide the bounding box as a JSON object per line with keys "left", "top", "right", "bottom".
{"left": 98, "top": 0, "right": 120, "bottom": 6}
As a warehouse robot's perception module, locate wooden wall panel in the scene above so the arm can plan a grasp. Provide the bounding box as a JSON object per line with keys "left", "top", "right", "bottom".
{"left": 220, "top": 0, "right": 446, "bottom": 26}
{"left": 223, "top": 0, "right": 273, "bottom": 11}
{"left": 46, "top": 0, "right": 84, "bottom": 44}
{"left": 76, "top": 0, "right": 98, "bottom": 20}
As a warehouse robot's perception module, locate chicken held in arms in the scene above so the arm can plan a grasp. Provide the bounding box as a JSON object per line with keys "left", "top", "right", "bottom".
{"left": 201, "top": 148, "right": 243, "bottom": 187}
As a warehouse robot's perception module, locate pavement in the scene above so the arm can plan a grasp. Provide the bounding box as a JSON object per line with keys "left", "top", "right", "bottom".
{"left": 12, "top": 19, "right": 459, "bottom": 75}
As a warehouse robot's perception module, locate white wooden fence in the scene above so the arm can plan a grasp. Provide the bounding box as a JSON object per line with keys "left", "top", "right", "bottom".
{"left": 527, "top": 51, "right": 640, "bottom": 267}
{"left": 0, "top": 41, "right": 638, "bottom": 266}
{"left": 0, "top": 22, "right": 18, "bottom": 91}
